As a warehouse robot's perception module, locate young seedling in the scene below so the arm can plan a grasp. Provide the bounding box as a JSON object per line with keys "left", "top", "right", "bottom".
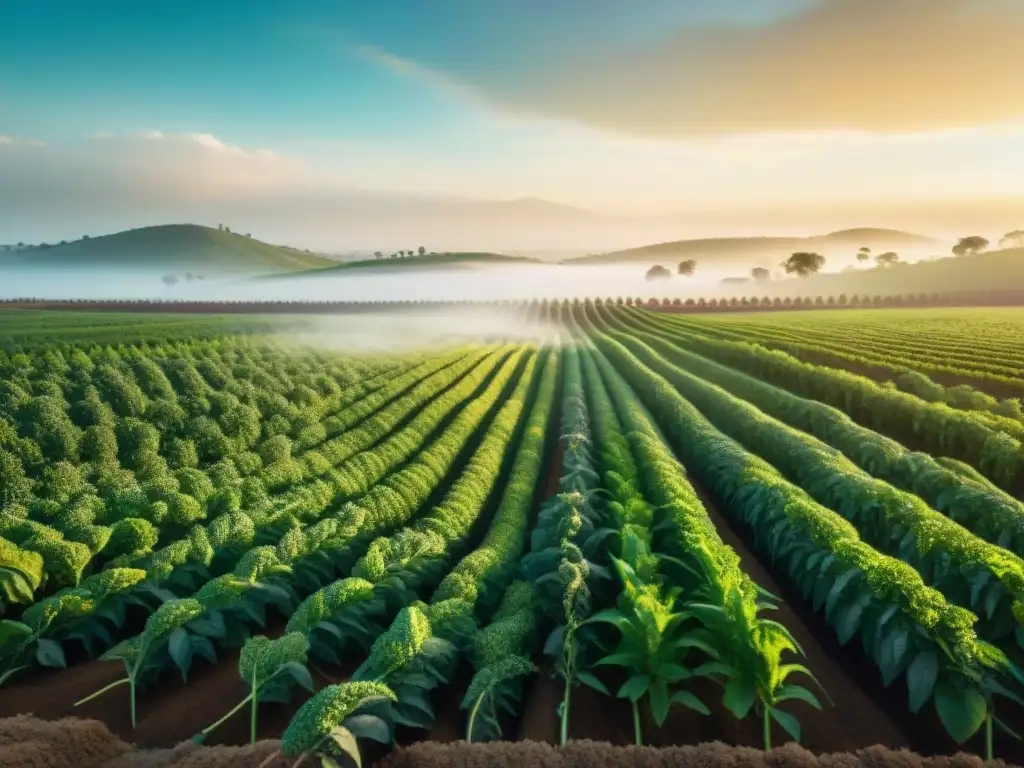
{"left": 73, "top": 597, "right": 206, "bottom": 727}
{"left": 586, "top": 557, "right": 716, "bottom": 745}
{"left": 194, "top": 632, "right": 313, "bottom": 744}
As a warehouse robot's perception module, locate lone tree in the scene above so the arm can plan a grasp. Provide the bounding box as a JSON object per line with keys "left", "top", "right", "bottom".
{"left": 374, "top": 251, "right": 383, "bottom": 260}
{"left": 857, "top": 246, "right": 871, "bottom": 262}
{"left": 999, "top": 230, "right": 1024, "bottom": 249}
{"left": 751, "top": 266, "right": 771, "bottom": 282}
{"left": 646, "top": 265, "right": 672, "bottom": 281}
{"left": 678, "top": 259, "right": 697, "bottom": 276}
{"left": 418, "top": 246, "right": 426, "bottom": 256}
{"left": 782, "top": 252, "right": 826, "bottom": 278}
{"left": 952, "top": 236, "right": 989, "bottom": 257}
{"left": 875, "top": 251, "right": 900, "bottom": 267}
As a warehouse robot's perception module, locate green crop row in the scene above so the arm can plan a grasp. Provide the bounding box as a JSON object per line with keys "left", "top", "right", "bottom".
{"left": 0, "top": 348, "right": 521, "bottom": 693}
{"left": 257, "top": 350, "right": 556, "bottom": 763}
{"left": 633, "top": 310, "right": 1024, "bottom": 490}
{"left": 598, "top": 309, "right": 1024, "bottom": 653}
{"left": 583, "top": 315, "right": 1023, "bottom": 746}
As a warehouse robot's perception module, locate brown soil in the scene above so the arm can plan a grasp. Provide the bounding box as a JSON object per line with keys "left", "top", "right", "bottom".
{"left": 0, "top": 716, "right": 1015, "bottom": 768}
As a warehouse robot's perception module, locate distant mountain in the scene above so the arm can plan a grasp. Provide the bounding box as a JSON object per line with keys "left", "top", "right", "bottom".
{"left": 1, "top": 224, "right": 335, "bottom": 276}
{"left": 566, "top": 228, "right": 939, "bottom": 266}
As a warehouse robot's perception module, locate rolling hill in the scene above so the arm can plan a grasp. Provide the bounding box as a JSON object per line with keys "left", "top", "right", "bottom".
{"left": 275, "top": 250, "right": 543, "bottom": 278}
{"left": 0, "top": 225, "right": 336, "bottom": 276}
{"left": 567, "top": 228, "right": 940, "bottom": 266}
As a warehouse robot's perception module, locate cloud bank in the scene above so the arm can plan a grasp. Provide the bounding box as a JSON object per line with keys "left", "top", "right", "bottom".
{"left": 452, "top": 0, "right": 1024, "bottom": 138}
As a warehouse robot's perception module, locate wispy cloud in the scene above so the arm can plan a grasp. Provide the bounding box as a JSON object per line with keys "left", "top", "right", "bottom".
{"left": 379, "top": 0, "right": 1024, "bottom": 138}
{"left": 0, "top": 135, "right": 44, "bottom": 146}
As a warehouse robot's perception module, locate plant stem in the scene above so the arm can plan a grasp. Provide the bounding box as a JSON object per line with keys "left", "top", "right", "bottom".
{"left": 466, "top": 691, "right": 486, "bottom": 743}
{"left": 632, "top": 701, "right": 643, "bottom": 746}
{"left": 73, "top": 676, "right": 129, "bottom": 707}
{"left": 985, "top": 711, "right": 993, "bottom": 761}
{"left": 198, "top": 693, "right": 255, "bottom": 739}
{"left": 251, "top": 674, "right": 259, "bottom": 744}
{"left": 763, "top": 706, "right": 771, "bottom": 752}
{"left": 560, "top": 676, "right": 571, "bottom": 746}
{"left": 130, "top": 679, "right": 137, "bottom": 729}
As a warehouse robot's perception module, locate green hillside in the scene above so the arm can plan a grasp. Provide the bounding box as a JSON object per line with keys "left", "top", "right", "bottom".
{"left": 569, "top": 228, "right": 938, "bottom": 265}
{"left": 277, "top": 250, "right": 540, "bottom": 278}
{"left": 784, "top": 246, "right": 1024, "bottom": 298}
{"left": 3, "top": 224, "right": 335, "bottom": 275}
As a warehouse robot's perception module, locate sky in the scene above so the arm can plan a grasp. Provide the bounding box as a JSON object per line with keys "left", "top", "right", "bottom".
{"left": 1, "top": 0, "right": 1022, "bottom": 249}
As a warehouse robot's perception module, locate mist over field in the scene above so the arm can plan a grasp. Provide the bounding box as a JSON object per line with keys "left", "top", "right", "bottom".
{"left": 0, "top": 240, "right": 975, "bottom": 304}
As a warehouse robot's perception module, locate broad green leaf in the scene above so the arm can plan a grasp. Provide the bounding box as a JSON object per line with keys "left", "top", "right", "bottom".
{"left": 906, "top": 650, "right": 938, "bottom": 714}
{"left": 826, "top": 570, "right": 859, "bottom": 620}
{"left": 343, "top": 714, "right": 391, "bottom": 744}
{"left": 582, "top": 609, "right": 632, "bottom": 630}
{"left": 595, "top": 652, "right": 645, "bottom": 668}
{"left": 659, "top": 663, "right": 693, "bottom": 683}
{"left": 576, "top": 671, "right": 610, "bottom": 695}
{"left": 650, "top": 680, "right": 670, "bottom": 726}
{"left": 617, "top": 675, "right": 650, "bottom": 703}
{"left": 775, "top": 684, "right": 822, "bottom": 710}
{"left": 723, "top": 678, "right": 757, "bottom": 720}
{"left": 693, "top": 661, "right": 733, "bottom": 679}
{"left": 836, "top": 596, "right": 868, "bottom": 645}
{"left": 282, "top": 661, "right": 315, "bottom": 692}
{"left": 35, "top": 638, "right": 66, "bottom": 669}
{"left": 0, "top": 620, "right": 32, "bottom": 648}
{"left": 328, "top": 726, "right": 362, "bottom": 768}
{"left": 168, "top": 627, "right": 193, "bottom": 681}
{"left": 0, "top": 569, "right": 36, "bottom": 605}
{"left": 934, "top": 681, "right": 987, "bottom": 744}
{"left": 770, "top": 707, "right": 801, "bottom": 743}
{"left": 670, "top": 689, "right": 710, "bottom": 715}
{"left": 670, "top": 635, "right": 719, "bottom": 657}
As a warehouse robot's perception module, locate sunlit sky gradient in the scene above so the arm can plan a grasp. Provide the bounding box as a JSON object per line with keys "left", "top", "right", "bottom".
{"left": 1, "top": 0, "right": 1022, "bottom": 247}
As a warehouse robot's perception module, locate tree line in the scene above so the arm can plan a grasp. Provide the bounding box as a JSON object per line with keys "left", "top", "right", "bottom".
{"left": 642, "top": 231, "right": 1022, "bottom": 283}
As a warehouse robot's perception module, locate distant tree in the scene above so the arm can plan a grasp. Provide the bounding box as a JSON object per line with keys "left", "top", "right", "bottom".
{"left": 952, "top": 236, "right": 989, "bottom": 257}
{"left": 751, "top": 266, "right": 771, "bottom": 282}
{"left": 16, "top": 242, "right": 23, "bottom": 247}
{"left": 999, "top": 230, "right": 1024, "bottom": 249}
{"left": 225, "top": 226, "right": 232, "bottom": 234}
{"left": 245, "top": 233, "right": 252, "bottom": 238}
{"left": 83, "top": 234, "right": 90, "bottom": 240}
{"left": 374, "top": 251, "right": 383, "bottom": 260}
{"left": 646, "top": 265, "right": 672, "bottom": 281}
{"left": 390, "top": 253, "right": 397, "bottom": 259}
{"left": 857, "top": 246, "right": 871, "bottom": 263}
{"left": 678, "top": 259, "right": 697, "bottom": 276}
{"left": 875, "top": 251, "right": 900, "bottom": 267}
{"left": 218, "top": 224, "right": 224, "bottom": 231}
{"left": 782, "top": 252, "right": 825, "bottom": 278}
{"left": 418, "top": 246, "right": 426, "bottom": 256}
{"left": 59, "top": 240, "right": 67, "bottom": 245}
{"left": 161, "top": 274, "right": 179, "bottom": 286}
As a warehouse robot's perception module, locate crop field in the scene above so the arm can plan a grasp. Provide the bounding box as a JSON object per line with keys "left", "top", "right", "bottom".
{"left": 1, "top": 304, "right": 1023, "bottom": 768}
{"left": 664, "top": 308, "right": 1024, "bottom": 403}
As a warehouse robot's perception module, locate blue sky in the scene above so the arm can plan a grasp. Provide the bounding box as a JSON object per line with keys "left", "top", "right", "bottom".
{"left": 0, "top": 0, "right": 812, "bottom": 144}
{"left": 1, "top": 0, "right": 1022, "bottom": 246}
